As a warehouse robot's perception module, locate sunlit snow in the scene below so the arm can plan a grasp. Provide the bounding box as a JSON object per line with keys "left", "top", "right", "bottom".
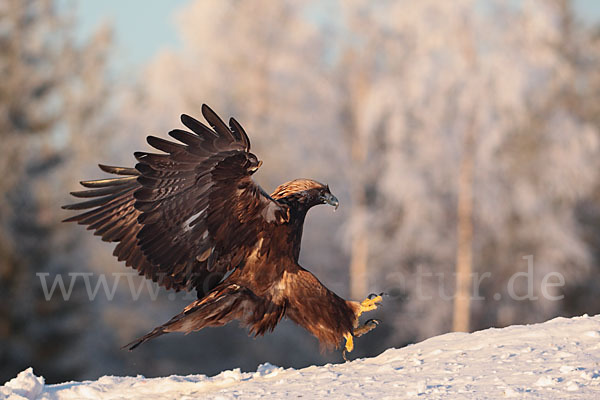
{"left": 3, "top": 315, "right": 600, "bottom": 399}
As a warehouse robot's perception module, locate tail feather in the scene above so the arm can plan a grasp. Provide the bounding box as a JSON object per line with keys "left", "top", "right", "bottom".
{"left": 122, "top": 326, "right": 167, "bottom": 351}
{"left": 122, "top": 283, "right": 283, "bottom": 350}
{"left": 122, "top": 306, "right": 189, "bottom": 350}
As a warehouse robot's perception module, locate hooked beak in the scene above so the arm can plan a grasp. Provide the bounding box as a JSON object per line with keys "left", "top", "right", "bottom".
{"left": 322, "top": 192, "right": 339, "bottom": 210}
{"left": 249, "top": 160, "right": 263, "bottom": 174}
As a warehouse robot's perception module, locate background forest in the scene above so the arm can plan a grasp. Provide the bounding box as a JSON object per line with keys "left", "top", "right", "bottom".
{"left": 2, "top": 0, "right": 600, "bottom": 384}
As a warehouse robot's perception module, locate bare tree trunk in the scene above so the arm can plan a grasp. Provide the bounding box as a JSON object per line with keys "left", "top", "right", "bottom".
{"left": 350, "top": 191, "right": 369, "bottom": 299}
{"left": 452, "top": 15, "right": 479, "bottom": 333}
{"left": 339, "top": 48, "right": 371, "bottom": 300}
{"left": 453, "top": 119, "right": 475, "bottom": 332}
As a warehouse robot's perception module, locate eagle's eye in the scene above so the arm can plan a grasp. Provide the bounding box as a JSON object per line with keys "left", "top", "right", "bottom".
{"left": 319, "top": 189, "right": 339, "bottom": 209}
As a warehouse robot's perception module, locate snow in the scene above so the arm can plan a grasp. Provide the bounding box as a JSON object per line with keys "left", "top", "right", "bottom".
{"left": 3, "top": 315, "right": 600, "bottom": 399}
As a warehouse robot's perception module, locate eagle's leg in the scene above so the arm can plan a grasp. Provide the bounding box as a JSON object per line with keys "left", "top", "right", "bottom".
{"left": 358, "top": 292, "right": 384, "bottom": 316}
{"left": 353, "top": 318, "right": 380, "bottom": 338}
{"left": 342, "top": 319, "right": 380, "bottom": 361}
{"left": 342, "top": 332, "right": 354, "bottom": 361}
{"left": 344, "top": 332, "right": 354, "bottom": 352}
{"left": 342, "top": 294, "right": 384, "bottom": 360}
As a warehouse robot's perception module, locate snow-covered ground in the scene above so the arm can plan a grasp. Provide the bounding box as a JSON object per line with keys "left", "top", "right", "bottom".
{"left": 3, "top": 315, "right": 600, "bottom": 399}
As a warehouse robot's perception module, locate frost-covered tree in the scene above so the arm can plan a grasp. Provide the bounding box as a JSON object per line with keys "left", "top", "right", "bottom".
{"left": 0, "top": 0, "right": 112, "bottom": 383}
{"left": 329, "top": 0, "right": 600, "bottom": 341}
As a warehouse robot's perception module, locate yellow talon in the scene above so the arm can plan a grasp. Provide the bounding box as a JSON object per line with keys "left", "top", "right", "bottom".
{"left": 353, "top": 319, "right": 380, "bottom": 338}
{"left": 359, "top": 294, "right": 382, "bottom": 316}
{"left": 344, "top": 332, "right": 354, "bottom": 353}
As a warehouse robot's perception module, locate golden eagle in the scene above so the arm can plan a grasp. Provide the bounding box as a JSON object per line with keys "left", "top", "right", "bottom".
{"left": 63, "top": 105, "right": 381, "bottom": 357}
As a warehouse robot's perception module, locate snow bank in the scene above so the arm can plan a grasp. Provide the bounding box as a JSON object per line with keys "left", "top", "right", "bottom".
{"left": 1, "top": 369, "right": 44, "bottom": 400}
{"left": 3, "top": 315, "right": 600, "bottom": 399}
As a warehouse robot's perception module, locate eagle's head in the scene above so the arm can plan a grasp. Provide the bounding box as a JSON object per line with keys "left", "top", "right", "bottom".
{"left": 271, "top": 179, "right": 339, "bottom": 211}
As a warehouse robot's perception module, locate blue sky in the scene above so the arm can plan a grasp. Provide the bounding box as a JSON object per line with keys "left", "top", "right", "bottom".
{"left": 74, "top": 0, "right": 189, "bottom": 71}
{"left": 75, "top": 0, "right": 600, "bottom": 72}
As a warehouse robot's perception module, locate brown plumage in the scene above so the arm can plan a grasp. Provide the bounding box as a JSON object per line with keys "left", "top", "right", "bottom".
{"left": 63, "top": 104, "right": 381, "bottom": 355}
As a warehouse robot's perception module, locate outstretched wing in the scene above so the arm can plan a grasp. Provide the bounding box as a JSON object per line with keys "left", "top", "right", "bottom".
{"left": 62, "top": 165, "right": 162, "bottom": 284}
{"left": 63, "top": 105, "right": 289, "bottom": 294}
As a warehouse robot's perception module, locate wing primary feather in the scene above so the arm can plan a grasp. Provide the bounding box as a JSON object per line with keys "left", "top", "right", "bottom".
{"left": 180, "top": 114, "right": 218, "bottom": 138}
{"left": 134, "top": 152, "right": 194, "bottom": 171}
{"left": 79, "top": 176, "right": 137, "bottom": 188}
{"left": 87, "top": 208, "right": 128, "bottom": 232}
{"left": 98, "top": 164, "right": 140, "bottom": 176}
{"left": 70, "top": 186, "right": 125, "bottom": 198}
{"left": 201, "top": 104, "right": 236, "bottom": 141}
{"left": 62, "top": 191, "right": 130, "bottom": 210}
{"left": 168, "top": 129, "right": 205, "bottom": 147}
{"left": 147, "top": 136, "right": 187, "bottom": 154}
{"left": 229, "top": 117, "right": 250, "bottom": 150}
{"left": 62, "top": 194, "right": 133, "bottom": 223}
{"left": 97, "top": 213, "right": 137, "bottom": 241}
